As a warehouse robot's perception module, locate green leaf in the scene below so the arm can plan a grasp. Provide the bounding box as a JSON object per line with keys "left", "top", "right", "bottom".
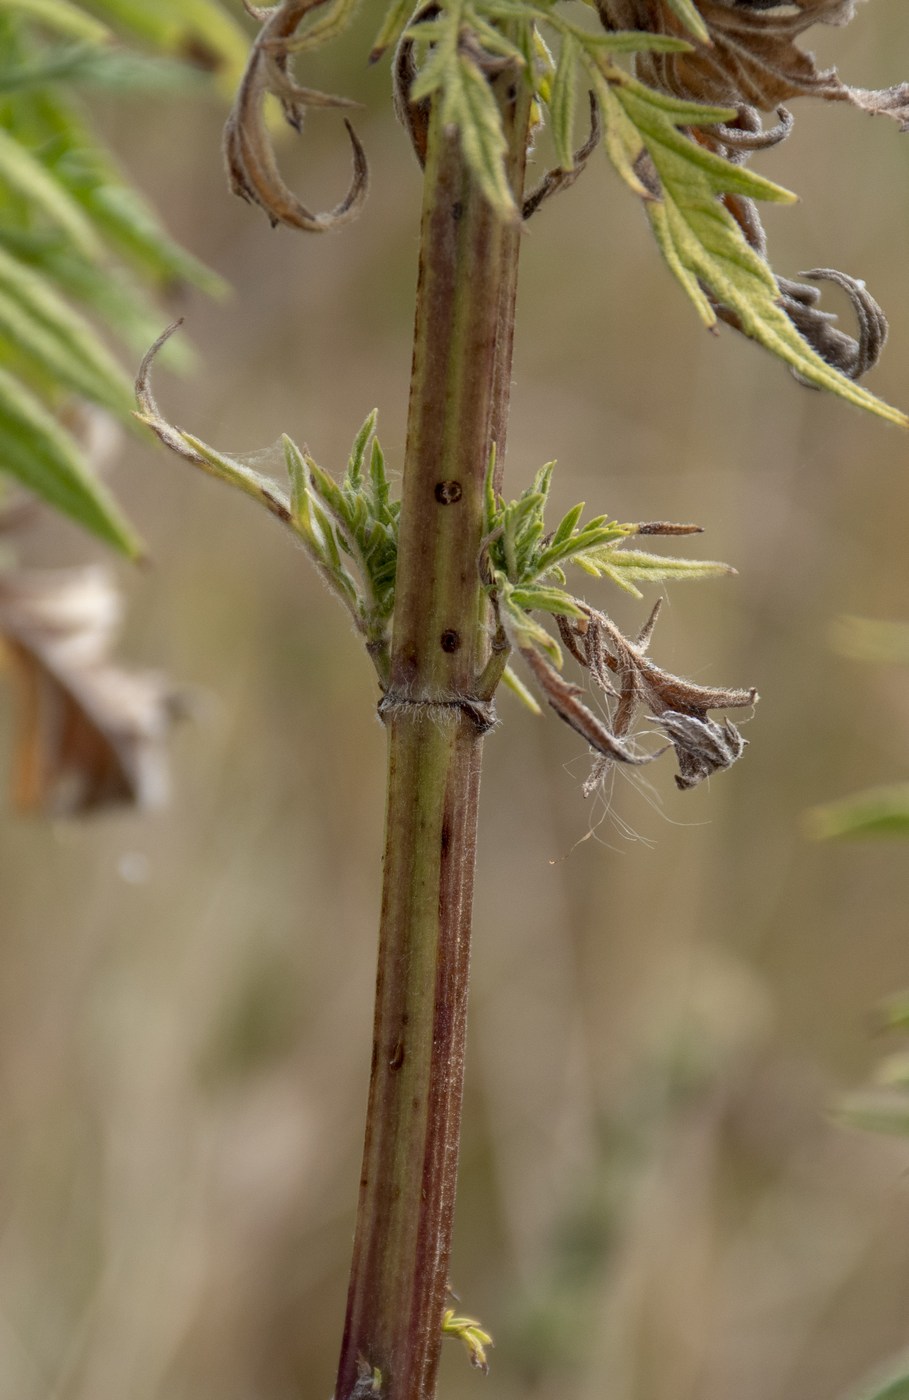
{"left": 509, "top": 583, "right": 585, "bottom": 618}
{"left": 346, "top": 409, "right": 377, "bottom": 488}
{"left": 663, "top": 0, "right": 710, "bottom": 45}
{"left": 178, "top": 431, "right": 292, "bottom": 518}
{"left": 371, "top": 0, "right": 416, "bottom": 62}
{"left": 548, "top": 30, "right": 578, "bottom": 171}
{"left": 805, "top": 784, "right": 909, "bottom": 840}
{"left": 408, "top": 1, "right": 521, "bottom": 221}
{"left": 0, "top": 230, "right": 194, "bottom": 366}
{"left": 0, "top": 127, "right": 102, "bottom": 259}
{"left": 586, "top": 547, "right": 732, "bottom": 584}
{"left": 0, "top": 243, "right": 134, "bottom": 413}
{"left": 0, "top": 0, "right": 112, "bottom": 43}
{"left": 445, "top": 53, "right": 518, "bottom": 219}
{"left": 501, "top": 662, "right": 542, "bottom": 714}
{"left": 599, "top": 72, "right": 908, "bottom": 428}
{"left": 76, "top": 0, "right": 251, "bottom": 92}
{"left": 833, "top": 1090, "right": 909, "bottom": 1139}
{"left": 66, "top": 49, "right": 213, "bottom": 93}
{"left": 830, "top": 616, "right": 909, "bottom": 667}
{"left": 549, "top": 500, "right": 585, "bottom": 550}
{"left": 0, "top": 42, "right": 109, "bottom": 93}
{"left": 68, "top": 166, "right": 227, "bottom": 296}
{"left": 853, "top": 1374, "right": 909, "bottom": 1400}
{"left": 0, "top": 365, "right": 141, "bottom": 553}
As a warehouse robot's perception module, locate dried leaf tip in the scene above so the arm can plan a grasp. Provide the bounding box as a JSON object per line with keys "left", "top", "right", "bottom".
{"left": 225, "top": 0, "right": 369, "bottom": 233}
{"left": 554, "top": 602, "right": 757, "bottom": 794}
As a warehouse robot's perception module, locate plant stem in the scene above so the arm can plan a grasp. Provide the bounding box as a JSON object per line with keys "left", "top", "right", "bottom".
{"left": 334, "top": 80, "right": 529, "bottom": 1400}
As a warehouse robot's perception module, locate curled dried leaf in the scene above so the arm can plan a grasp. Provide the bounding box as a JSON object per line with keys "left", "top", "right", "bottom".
{"left": 224, "top": 0, "right": 369, "bottom": 232}
{"left": 523, "top": 92, "right": 602, "bottom": 220}
{"left": 597, "top": 0, "right": 909, "bottom": 125}
{"left": 557, "top": 599, "right": 756, "bottom": 791}
{"left": 597, "top": 0, "right": 905, "bottom": 386}
{"left": 519, "top": 642, "right": 654, "bottom": 769}
{"left": 0, "top": 567, "right": 184, "bottom": 815}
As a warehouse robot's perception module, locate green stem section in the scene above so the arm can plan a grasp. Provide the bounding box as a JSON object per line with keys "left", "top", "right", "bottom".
{"left": 335, "top": 82, "right": 529, "bottom": 1400}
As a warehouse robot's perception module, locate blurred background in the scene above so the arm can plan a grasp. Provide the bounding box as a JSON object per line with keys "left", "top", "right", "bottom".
{"left": 2, "top": 6, "right": 909, "bottom": 1400}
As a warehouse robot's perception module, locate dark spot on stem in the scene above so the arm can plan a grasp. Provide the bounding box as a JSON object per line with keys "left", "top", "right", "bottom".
{"left": 440, "top": 819, "right": 451, "bottom": 859}
{"left": 389, "top": 1040, "right": 405, "bottom": 1071}
{"left": 434, "top": 480, "right": 462, "bottom": 504}
{"left": 451, "top": 200, "right": 463, "bottom": 222}
{"left": 440, "top": 630, "right": 460, "bottom": 653}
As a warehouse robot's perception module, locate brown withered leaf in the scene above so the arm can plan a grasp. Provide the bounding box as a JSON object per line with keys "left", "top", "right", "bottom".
{"left": 596, "top": 0, "right": 909, "bottom": 126}
{"left": 224, "top": 0, "right": 368, "bottom": 232}
{"left": 556, "top": 600, "right": 757, "bottom": 793}
{"left": 0, "top": 567, "right": 185, "bottom": 816}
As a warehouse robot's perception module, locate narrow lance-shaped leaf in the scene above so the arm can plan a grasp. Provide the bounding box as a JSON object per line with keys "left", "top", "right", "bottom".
{"left": 0, "top": 0, "right": 113, "bottom": 43}
{"left": 805, "top": 784, "right": 909, "bottom": 840}
{"left": 600, "top": 71, "right": 908, "bottom": 428}
{"left": 0, "top": 366, "right": 142, "bottom": 555}
{"left": 0, "top": 243, "right": 134, "bottom": 414}
{"left": 0, "top": 127, "right": 103, "bottom": 259}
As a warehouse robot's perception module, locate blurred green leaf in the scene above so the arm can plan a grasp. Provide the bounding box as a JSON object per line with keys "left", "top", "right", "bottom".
{"left": 0, "top": 365, "right": 142, "bottom": 553}
{"left": 606, "top": 76, "right": 907, "bottom": 428}
{"left": 0, "top": 3, "right": 230, "bottom": 549}
{"left": 0, "top": 229, "right": 194, "bottom": 366}
{"left": 833, "top": 1089, "right": 909, "bottom": 1137}
{"left": 830, "top": 616, "right": 909, "bottom": 667}
{"left": 857, "top": 1377, "right": 909, "bottom": 1400}
{"left": 0, "top": 41, "right": 107, "bottom": 92}
{"left": 0, "top": 0, "right": 112, "bottom": 43}
{"left": 371, "top": 0, "right": 415, "bottom": 62}
{"left": 75, "top": 0, "right": 251, "bottom": 99}
{"left": 0, "top": 243, "right": 134, "bottom": 413}
{"left": 0, "top": 126, "right": 102, "bottom": 258}
{"left": 806, "top": 785, "right": 909, "bottom": 840}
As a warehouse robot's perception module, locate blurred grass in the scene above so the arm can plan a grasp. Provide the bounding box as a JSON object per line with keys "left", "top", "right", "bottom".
{"left": 2, "top": 6, "right": 909, "bottom": 1400}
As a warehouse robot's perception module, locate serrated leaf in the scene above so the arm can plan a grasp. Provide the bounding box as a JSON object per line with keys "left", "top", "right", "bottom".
{"left": 0, "top": 127, "right": 102, "bottom": 259}
{"left": 445, "top": 52, "right": 518, "bottom": 220}
{"left": 0, "top": 366, "right": 141, "bottom": 554}
{"left": 805, "top": 784, "right": 909, "bottom": 840}
{"left": 0, "top": 243, "right": 134, "bottom": 413}
{"left": 408, "top": 3, "right": 520, "bottom": 221}
{"left": 601, "top": 74, "right": 907, "bottom": 428}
